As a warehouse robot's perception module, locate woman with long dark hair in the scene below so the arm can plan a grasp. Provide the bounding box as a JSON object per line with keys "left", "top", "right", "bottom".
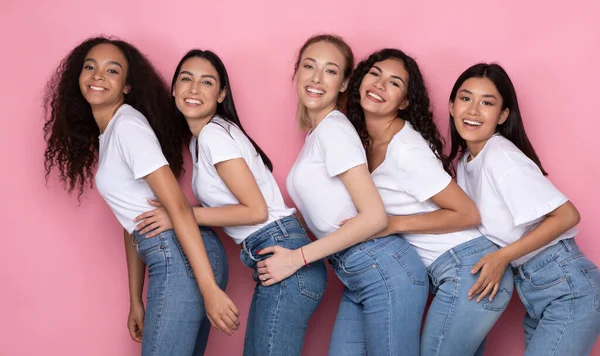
{"left": 450, "top": 62, "right": 600, "bottom": 355}
{"left": 345, "top": 49, "right": 514, "bottom": 356}
{"left": 134, "top": 49, "right": 327, "bottom": 356}
{"left": 43, "top": 37, "right": 235, "bottom": 356}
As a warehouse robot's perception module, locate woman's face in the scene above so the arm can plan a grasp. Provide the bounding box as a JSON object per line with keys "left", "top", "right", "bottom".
{"left": 172, "top": 57, "right": 225, "bottom": 121}
{"left": 79, "top": 43, "right": 130, "bottom": 109}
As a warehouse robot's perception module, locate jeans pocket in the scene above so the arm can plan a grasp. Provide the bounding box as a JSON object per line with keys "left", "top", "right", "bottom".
{"left": 296, "top": 259, "right": 328, "bottom": 301}
{"left": 480, "top": 267, "right": 514, "bottom": 311}
{"left": 136, "top": 234, "right": 165, "bottom": 264}
{"left": 340, "top": 251, "right": 376, "bottom": 275}
{"left": 582, "top": 265, "right": 600, "bottom": 312}
{"left": 392, "top": 243, "right": 427, "bottom": 286}
{"left": 528, "top": 261, "right": 568, "bottom": 289}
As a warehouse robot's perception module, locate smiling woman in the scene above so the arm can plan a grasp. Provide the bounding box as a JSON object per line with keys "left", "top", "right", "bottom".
{"left": 42, "top": 37, "right": 236, "bottom": 356}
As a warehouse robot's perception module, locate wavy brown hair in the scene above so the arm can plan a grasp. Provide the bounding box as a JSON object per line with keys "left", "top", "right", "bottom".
{"left": 43, "top": 36, "right": 184, "bottom": 199}
{"left": 347, "top": 48, "right": 451, "bottom": 174}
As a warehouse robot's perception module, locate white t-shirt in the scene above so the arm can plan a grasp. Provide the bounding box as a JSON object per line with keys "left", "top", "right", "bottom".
{"left": 191, "top": 116, "right": 295, "bottom": 245}
{"left": 372, "top": 121, "right": 481, "bottom": 267}
{"left": 457, "top": 134, "right": 577, "bottom": 266}
{"left": 286, "top": 110, "right": 367, "bottom": 239}
{"left": 95, "top": 104, "right": 169, "bottom": 234}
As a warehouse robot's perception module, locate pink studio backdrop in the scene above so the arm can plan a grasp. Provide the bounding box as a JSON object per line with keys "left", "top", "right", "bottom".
{"left": 1, "top": 0, "right": 598, "bottom": 355}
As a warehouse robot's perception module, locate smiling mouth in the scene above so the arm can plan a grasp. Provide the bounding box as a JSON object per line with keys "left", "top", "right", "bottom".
{"left": 367, "top": 91, "right": 384, "bottom": 102}
{"left": 89, "top": 85, "right": 106, "bottom": 92}
{"left": 305, "top": 87, "right": 325, "bottom": 95}
{"left": 463, "top": 119, "right": 482, "bottom": 126}
{"left": 185, "top": 98, "right": 202, "bottom": 105}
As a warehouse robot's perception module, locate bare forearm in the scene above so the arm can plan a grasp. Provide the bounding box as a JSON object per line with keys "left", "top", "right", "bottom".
{"left": 124, "top": 230, "right": 145, "bottom": 305}
{"left": 170, "top": 205, "right": 219, "bottom": 291}
{"left": 302, "top": 212, "right": 387, "bottom": 264}
{"left": 387, "top": 208, "right": 480, "bottom": 235}
{"left": 193, "top": 204, "right": 268, "bottom": 227}
{"left": 499, "top": 204, "right": 580, "bottom": 263}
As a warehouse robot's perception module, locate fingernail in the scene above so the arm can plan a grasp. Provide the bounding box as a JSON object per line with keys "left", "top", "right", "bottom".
{"left": 257, "top": 249, "right": 262, "bottom": 254}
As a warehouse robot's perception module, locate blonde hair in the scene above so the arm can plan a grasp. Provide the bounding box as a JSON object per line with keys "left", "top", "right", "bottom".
{"left": 293, "top": 34, "right": 354, "bottom": 131}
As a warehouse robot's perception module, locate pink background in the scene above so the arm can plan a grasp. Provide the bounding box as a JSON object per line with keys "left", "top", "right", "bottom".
{"left": 1, "top": 0, "right": 599, "bottom": 354}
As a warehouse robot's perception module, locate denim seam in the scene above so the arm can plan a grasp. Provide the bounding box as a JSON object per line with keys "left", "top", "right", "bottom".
{"left": 149, "top": 247, "right": 168, "bottom": 355}
{"left": 371, "top": 259, "right": 394, "bottom": 356}
{"left": 393, "top": 247, "right": 426, "bottom": 286}
{"left": 582, "top": 266, "right": 600, "bottom": 312}
{"left": 264, "top": 283, "right": 284, "bottom": 356}
{"left": 548, "top": 299, "right": 573, "bottom": 356}
{"left": 432, "top": 266, "right": 459, "bottom": 356}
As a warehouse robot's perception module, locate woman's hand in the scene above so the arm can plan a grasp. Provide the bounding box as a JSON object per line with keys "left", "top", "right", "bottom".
{"left": 203, "top": 286, "right": 240, "bottom": 336}
{"left": 134, "top": 199, "right": 173, "bottom": 237}
{"left": 127, "top": 301, "right": 145, "bottom": 343}
{"left": 468, "top": 250, "right": 510, "bottom": 302}
{"left": 256, "top": 246, "right": 305, "bottom": 286}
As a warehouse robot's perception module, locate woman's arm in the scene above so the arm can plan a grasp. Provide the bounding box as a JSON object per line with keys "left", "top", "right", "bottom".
{"left": 144, "top": 165, "right": 240, "bottom": 335}
{"left": 380, "top": 180, "right": 481, "bottom": 236}
{"left": 469, "top": 201, "right": 580, "bottom": 301}
{"left": 134, "top": 158, "right": 269, "bottom": 236}
{"left": 124, "top": 229, "right": 146, "bottom": 343}
{"left": 256, "top": 164, "right": 387, "bottom": 285}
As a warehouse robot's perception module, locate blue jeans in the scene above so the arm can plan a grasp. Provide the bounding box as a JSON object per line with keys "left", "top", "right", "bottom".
{"left": 133, "top": 227, "right": 228, "bottom": 356}
{"left": 514, "top": 238, "right": 600, "bottom": 356}
{"left": 421, "top": 236, "right": 513, "bottom": 356}
{"left": 328, "top": 235, "right": 429, "bottom": 356}
{"left": 240, "top": 215, "right": 327, "bottom": 356}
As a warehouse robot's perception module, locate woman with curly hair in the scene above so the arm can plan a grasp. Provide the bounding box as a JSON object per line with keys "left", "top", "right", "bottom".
{"left": 132, "top": 49, "right": 328, "bottom": 356}
{"left": 252, "top": 34, "right": 393, "bottom": 355}
{"left": 43, "top": 37, "right": 237, "bottom": 355}
{"left": 345, "top": 49, "right": 513, "bottom": 356}
{"left": 450, "top": 63, "right": 600, "bottom": 356}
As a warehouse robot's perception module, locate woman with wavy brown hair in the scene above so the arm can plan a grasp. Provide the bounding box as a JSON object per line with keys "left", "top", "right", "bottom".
{"left": 346, "top": 48, "right": 512, "bottom": 356}
{"left": 43, "top": 36, "right": 236, "bottom": 355}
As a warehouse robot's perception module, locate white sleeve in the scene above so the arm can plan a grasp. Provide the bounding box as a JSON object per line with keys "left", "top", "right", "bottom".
{"left": 491, "top": 152, "right": 569, "bottom": 227}
{"left": 316, "top": 118, "right": 367, "bottom": 177}
{"left": 114, "top": 118, "right": 169, "bottom": 179}
{"left": 198, "top": 124, "right": 243, "bottom": 166}
{"left": 395, "top": 143, "right": 451, "bottom": 202}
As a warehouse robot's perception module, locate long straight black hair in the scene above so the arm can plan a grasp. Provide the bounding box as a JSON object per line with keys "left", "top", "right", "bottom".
{"left": 171, "top": 49, "right": 273, "bottom": 171}
{"left": 448, "top": 63, "right": 547, "bottom": 175}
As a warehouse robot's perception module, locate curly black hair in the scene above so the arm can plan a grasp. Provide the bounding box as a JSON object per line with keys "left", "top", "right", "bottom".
{"left": 43, "top": 36, "right": 184, "bottom": 199}
{"left": 346, "top": 48, "right": 451, "bottom": 174}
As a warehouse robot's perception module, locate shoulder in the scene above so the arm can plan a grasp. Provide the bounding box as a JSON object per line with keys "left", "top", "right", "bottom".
{"left": 393, "top": 123, "right": 438, "bottom": 160}
{"left": 316, "top": 110, "right": 359, "bottom": 138}
{"left": 482, "top": 135, "right": 540, "bottom": 177}
{"left": 112, "top": 105, "right": 151, "bottom": 132}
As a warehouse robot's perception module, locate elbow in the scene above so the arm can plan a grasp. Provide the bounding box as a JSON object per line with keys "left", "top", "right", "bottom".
{"left": 461, "top": 202, "right": 481, "bottom": 228}
{"left": 372, "top": 209, "right": 388, "bottom": 234}
{"left": 252, "top": 204, "right": 269, "bottom": 225}
{"left": 466, "top": 209, "right": 481, "bottom": 228}
{"left": 565, "top": 202, "right": 581, "bottom": 228}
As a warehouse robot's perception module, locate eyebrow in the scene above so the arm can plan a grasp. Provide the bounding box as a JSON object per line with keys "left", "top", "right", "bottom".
{"left": 179, "top": 71, "right": 217, "bottom": 80}
{"left": 459, "top": 89, "right": 497, "bottom": 99}
{"left": 83, "top": 58, "right": 124, "bottom": 68}
{"left": 372, "top": 65, "right": 406, "bottom": 85}
{"left": 304, "top": 57, "right": 341, "bottom": 70}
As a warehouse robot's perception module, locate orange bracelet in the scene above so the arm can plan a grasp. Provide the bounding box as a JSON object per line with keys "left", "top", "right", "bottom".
{"left": 300, "top": 247, "right": 309, "bottom": 268}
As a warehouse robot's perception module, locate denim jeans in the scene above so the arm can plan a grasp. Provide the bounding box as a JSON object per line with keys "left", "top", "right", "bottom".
{"left": 327, "top": 235, "right": 429, "bottom": 356}
{"left": 421, "top": 236, "right": 513, "bottom": 356}
{"left": 240, "top": 215, "right": 327, "bottom": 356}
{"left": 513, "top": 238, "right": 600, "bottom": 356}
{"left": 133, "top": 227, "right": 228, "bottom": 356}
